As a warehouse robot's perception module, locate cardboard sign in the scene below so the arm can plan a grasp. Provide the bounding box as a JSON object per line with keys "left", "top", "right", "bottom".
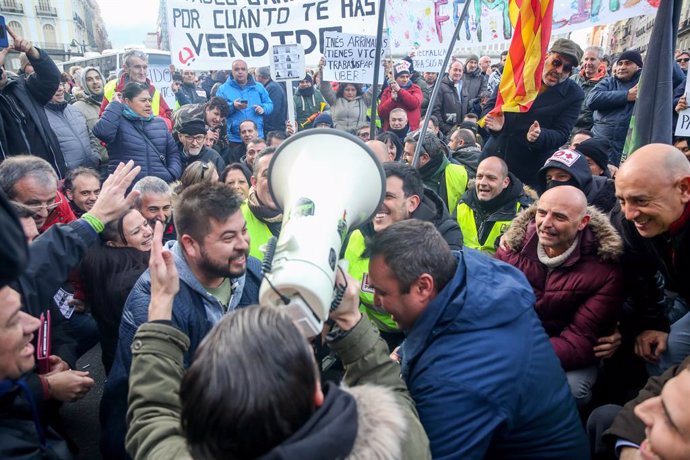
{"left": 675, "top": 77, "right": 690, "bottom": 137}
{"left": 321, "top": 31, "right": 388, "bottom": 84}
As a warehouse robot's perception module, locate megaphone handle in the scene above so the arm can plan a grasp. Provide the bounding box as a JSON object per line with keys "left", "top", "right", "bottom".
{"left": 330, "top": 259, "right": 350, "bottom": 312}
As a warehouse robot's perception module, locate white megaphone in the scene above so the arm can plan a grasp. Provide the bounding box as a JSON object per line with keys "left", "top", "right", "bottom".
{"left": 259, "top": 129, "right": 385, "bottom": 337}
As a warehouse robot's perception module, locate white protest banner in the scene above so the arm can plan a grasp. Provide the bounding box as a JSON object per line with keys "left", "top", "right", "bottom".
{"left": 322, "top": 31, "right": 388, "bottom": 84}
{"left": 167, "top": 0, "right": 380, "bottom": 70}
{"left": 676, "top": 77, "right": 690, "bottom": 137}
{"left": 385, "top": 0, "right": 657, "bottom": 68}
{"left": 147, "top": 64, "right": 176, "bottom": 111}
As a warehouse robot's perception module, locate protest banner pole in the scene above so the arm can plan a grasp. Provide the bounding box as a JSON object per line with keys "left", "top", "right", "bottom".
{"left": 368, "top": 0, "right": 387, "bottom": 136}
{"left": 411, "top": 0, "right": 472, "bottom": 168}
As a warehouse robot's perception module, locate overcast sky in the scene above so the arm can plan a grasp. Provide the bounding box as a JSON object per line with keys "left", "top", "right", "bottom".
{"left": 96, "top": 0, "right": 160, "bottom": 49}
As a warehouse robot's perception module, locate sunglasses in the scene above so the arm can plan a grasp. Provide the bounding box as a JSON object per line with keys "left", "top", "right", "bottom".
{"left": 551, "top": 58, "right": 573, "bottom": 73}
{"left": 677, "top": 58, "right": 690, "bottom": 63}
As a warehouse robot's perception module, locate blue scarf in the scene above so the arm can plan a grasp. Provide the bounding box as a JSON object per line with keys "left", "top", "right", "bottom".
{"left": 122, "top": 105, "right": 153, "bottom": 122}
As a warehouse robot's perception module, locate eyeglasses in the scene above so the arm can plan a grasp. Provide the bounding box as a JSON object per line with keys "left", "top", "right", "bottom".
{"left": 182, "top": 134, "right": 206, "bottom": 143}
{"left": 24, "top": 198, "right": 62, "bottom": 215}
{"left": 550, "top": 58, "right": 573, "bottom": 73}
{"left": 677, "top": 58, "right": 690, "bottom": 63}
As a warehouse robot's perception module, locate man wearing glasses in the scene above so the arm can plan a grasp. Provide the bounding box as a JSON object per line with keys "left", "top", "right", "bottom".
{"left": 587, "top": 50, "right": 643, "bottom": 166}
{"left": 482, "top": 39, "right": 585, "bottom": 188}
{"left": 176, "top": 118, "right": 225, "bottom": 173}
{"left": 0, "top": 155, "right": 76, "bottom": 232}
{"left": 676, "top": 50, "right": 689, "bottom": 74}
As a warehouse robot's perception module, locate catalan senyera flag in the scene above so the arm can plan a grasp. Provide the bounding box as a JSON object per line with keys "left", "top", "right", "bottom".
{"left": 487, "top": 0, "right": 555, "bottom": 118}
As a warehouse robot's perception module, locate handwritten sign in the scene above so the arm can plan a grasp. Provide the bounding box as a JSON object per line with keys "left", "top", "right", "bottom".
{"left": 676, "top": 77, "right": 690, "bottom": 137}
{"left": 322, "top": 31, "right": 387, "bottom": 84}
{"left": 167, "top": 0, "right": 380, "bottom": 69}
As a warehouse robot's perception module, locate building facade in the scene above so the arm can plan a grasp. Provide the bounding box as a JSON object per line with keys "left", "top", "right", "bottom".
{"left": 0, "top": 0, "right": 110, "bottom": 70}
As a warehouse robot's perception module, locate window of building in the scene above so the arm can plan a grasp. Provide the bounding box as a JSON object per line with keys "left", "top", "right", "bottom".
{"left": 7, "top": 21, "right": 23, "bottom": 37}
{"left": 43, "top": 24, "right": 57, "bottom": 46}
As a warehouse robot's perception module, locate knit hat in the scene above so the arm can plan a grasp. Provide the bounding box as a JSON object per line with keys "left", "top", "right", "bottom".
{"left": 313, "top": 112, "right": 333, "bottom": 128}
{"left": 394, "top": 60, "right": 411, "bottom": 78}
{"left": 466, "top": 54, "right": 479, "bottom": 63}
{"left": 537, "top": 148, "right": 592, "bottom": 193}
{"left": 19, "top": 53, "right": 30, "bottom": 73}
{"left": 178, "top": 119, "right": 207, "bottom": 136}
{"left": 550, "top": 38, "right": 584, "bottom": 66}
{"left": 618, "top": 50, "right": 643, "bottom": 68}
{"left": 301, "top": 73, "right": 313, "bottom": 84}
{"left": 575, "top": 138, "right": 611, "bottom": 176}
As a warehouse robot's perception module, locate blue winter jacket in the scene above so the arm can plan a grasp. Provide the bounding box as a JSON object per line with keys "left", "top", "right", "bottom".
{"left": 586, "top": 70, "right": 642, "bottom": 166}
{"left": 93, "top": 101, "right": 182, "bottom": 183}
{"left": 400, "top": 249, "right": 589, "bottom": 460}
{"left": 100, "top": 241, "right": 262, "bottom": 459}
{"left": 216, "top": 75, "right": 273, "bottom": 142}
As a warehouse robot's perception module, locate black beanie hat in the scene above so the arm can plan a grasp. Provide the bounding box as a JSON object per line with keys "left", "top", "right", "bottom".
{"left": 537, "top": 149, "right": 593, "bottom": 193}
{"left": 618, "top": 50, "right": 643, "bottom": 68}
{"left": 576, "top": 138, "right": 611, "bottom": 176}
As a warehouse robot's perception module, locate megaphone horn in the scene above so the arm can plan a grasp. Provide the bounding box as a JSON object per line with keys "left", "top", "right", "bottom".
{"left": 259, "top": 129, "right": 385, "bottom": 337}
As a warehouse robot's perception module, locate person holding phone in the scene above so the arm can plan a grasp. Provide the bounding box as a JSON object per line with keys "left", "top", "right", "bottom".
{"left": 0, "top": 23, "right": 68, "bottom": 178}
{"left": 216, "top": 59, "right": 273, "bottom": 158}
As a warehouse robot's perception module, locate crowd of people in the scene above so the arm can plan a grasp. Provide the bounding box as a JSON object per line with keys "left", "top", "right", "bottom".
{"left": 1, "top": 24, "right": 690, "bottom": 460}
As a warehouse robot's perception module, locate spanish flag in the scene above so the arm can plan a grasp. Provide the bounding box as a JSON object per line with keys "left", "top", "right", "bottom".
{"left": 488, "top": 0, "right": 554, "bottom": 116}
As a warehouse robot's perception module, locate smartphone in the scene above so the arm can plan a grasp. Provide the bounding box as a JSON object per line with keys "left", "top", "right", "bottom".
{"left": 0, "top": 16, "right": 8, "bottom": 49}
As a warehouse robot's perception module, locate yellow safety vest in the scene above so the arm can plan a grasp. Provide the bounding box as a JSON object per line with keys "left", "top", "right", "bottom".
{"left": 455, "top": 201, "right": 522, "bottom": 255}
{"left": 103, "top": 79, "right": 162, "bottom": 116}
{"left": 444, "top": 163, "right": 469, "bottom": 214}
{"left": 344, "top": 230, "right": 399, "bottom": 332}
{"left": 241, "top": 202, "right": 274, "bottom": 262}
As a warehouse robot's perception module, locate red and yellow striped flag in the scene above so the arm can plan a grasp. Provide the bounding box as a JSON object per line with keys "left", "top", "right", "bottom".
{"left": 489, "top": 0, "right": 554, "bottom": 116}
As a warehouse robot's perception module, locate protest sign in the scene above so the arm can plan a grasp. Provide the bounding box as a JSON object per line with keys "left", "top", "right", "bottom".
{"left": 271, "top": 44, "right": 305, "bottom": 82}
{"left": 148, "top": 64, "right": 176, "bottom": 112}
{"left": 167, "top": 0, "right": 380, "bottom": 69}
{"left": 321, "top": 31, "right": 388, "bottom": 84}
{"left": 676, "top": 77, "right": 690, "bottom": 137}
{"left": 386, "top": 0, "right": 657, "bottom": 71}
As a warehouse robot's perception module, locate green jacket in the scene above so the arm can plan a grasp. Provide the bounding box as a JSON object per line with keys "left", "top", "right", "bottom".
{"left": 294, "top": 88, "right": 329, "bottom": 130}
{"left": 126, "top": 320, "right": 431, "bottom": 459}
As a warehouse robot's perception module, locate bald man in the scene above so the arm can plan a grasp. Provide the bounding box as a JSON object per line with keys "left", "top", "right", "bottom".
{"left": 496, "top": 186, "right": 624, "bottom": 407}
{"left": 366, "top": 140, "right": 395, "bottom": 164}
{"left": 455, "top": 156, "right": 533, "bottom": 254}
{"left": 613, "top": 144, "right": 690, "bottom": 374}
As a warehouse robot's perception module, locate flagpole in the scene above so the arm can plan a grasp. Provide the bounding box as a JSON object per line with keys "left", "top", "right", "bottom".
{"left": 369, "top": 0, "right": 387, "bottom": 136}
{"left": 411, "top": 0, "right": 473, "bottom": 168}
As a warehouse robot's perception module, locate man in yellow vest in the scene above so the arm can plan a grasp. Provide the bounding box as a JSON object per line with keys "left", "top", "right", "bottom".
{"left": 455, "top": 156, "right": 533, "bottom": 254}
{"left": 403, "top": 129, "right": 468, "bottom": 214}
{"left": 344, "top": 162, "right": 462, "bottom": 350}
{"left": 241, "top": 147, "right": 281, "bottom": 262}
{"left": 99, "top": 49, "right": 173, "bottom": 129}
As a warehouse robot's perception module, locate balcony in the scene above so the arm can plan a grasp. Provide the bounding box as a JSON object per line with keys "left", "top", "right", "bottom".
{"left": 34, "top": 41, "right": 68, "bottom": 52}
{"left": 1, "top": 1, "right": 24, "bottom": 13}
{"left": 73, "top": 13, "right": 86, "bottom": 29}
{"left": 36, "top": 5, "right": 58, "bottom": 16}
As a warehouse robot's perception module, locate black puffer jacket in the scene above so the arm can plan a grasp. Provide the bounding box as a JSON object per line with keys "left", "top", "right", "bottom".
{"left": 0, "top": 48, "right": 66, "bottom": 177}
{"left": 412, "top": 187, "right": 464, "bottom": 250}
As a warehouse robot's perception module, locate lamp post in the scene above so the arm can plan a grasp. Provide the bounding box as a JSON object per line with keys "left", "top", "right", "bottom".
{"left": 70, "top": 39, "right": 87, "bottom": 55}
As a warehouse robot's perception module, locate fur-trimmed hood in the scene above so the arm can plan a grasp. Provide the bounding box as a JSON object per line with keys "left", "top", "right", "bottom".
{"left": 503, "top": 202, "right": 623, "bottom": 261}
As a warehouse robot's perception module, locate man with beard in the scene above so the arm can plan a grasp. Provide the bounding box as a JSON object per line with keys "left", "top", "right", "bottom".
{"left": 101, "top": 182, "right": 262, "bottom": 460}
{"left": 344, "top": 162, "right": 462, "bottom": 350}
{"left": 293, "top": 73, "right": 329, "bottom": 130}
{"left": 72, "top": 66, "right": 108, "bottom": 167}
{"left": 242, "top": 148, "right": 281, "bottom": 261}
{"left": 176, "top": 119, "right": 225, "bottom": 173}
{"left": 455, "top": 156, "right": 533, "bottom": 254}
{"left": 572, "top": 46, "right": 606, "bottom": 131}
{"left": 132, "top": 176, "right": 176, "bottom": 242}
{"left": 63, "top": 167, "right": 101, "bottom": 217}
{"left": 483, "top": 39, "right": 584, "bottom": 187}
{"left": 172, "top": 96, "right": 231, "bottom": 160}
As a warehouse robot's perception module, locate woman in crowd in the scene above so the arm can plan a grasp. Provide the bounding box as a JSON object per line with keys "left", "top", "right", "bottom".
{"left": 94, "top": 82, "right": 181, "bottom": 183}
{"left": 376, "top": 131, "right": 403, "bottom": 162}
{"left": 79, "top": 209, "right": 152, "bottom": 373}
{"left": 318, "top": 58, "right": 372, "bottom": 132}
{"left": 175, "top": 160, "right": 218, "bottom": 194}
{"left": 221, "top": 162, "right": 252, "bottom": 200}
